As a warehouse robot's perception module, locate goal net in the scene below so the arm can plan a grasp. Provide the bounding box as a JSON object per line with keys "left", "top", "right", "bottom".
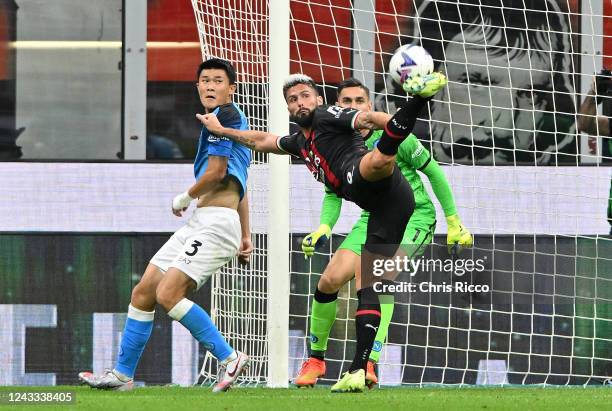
{"left": 192, "top": 0, "right": 611, "bottom": 386}
{"left": 191, "top": 0, "right": 271, "bottom": 385}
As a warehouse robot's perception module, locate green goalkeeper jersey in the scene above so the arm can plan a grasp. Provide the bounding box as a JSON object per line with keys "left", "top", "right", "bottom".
{"left": 319, "top": 130, "right": 457, "bottom": 230}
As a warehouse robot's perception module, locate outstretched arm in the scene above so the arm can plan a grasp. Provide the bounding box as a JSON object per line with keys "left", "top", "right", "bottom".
{"left": 319, "top": 190, "right": 342, "bottom": 229}
{"left": 420, "top": 158, "right": 457, "bottom": 218}
{"left": 419, "top": 157, "right": 472, "bottom": 253}
{"left": 196, "top": 113, "right": 285, "bottom": 154}
{"left": 397, "top": 137, "right": 472, "bottom": 253}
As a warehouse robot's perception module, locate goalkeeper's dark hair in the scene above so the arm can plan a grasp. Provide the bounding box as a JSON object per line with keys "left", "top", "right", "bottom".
{"left": 197, "top": 58, "right": 237, "bottom": 84}
{"left": 283, "top": 74, "right": 318, "bottom": 100}
{"left": 337, "top": 78, "right": 371, "bottom": 100}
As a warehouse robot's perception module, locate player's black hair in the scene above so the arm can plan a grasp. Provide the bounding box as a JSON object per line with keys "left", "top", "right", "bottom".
{"left": 337, "top": 78, "right": 371, "bottom": 99}
{"left": 283, "top": 74, "right": 319, "bottom": 99}
{"left": 197, "top": 58, "right": 237, "bottom": 84}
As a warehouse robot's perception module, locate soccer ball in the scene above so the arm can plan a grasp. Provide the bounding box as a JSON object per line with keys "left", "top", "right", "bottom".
{"left": 388, "top": 44, "right": 434, "bottom": 86}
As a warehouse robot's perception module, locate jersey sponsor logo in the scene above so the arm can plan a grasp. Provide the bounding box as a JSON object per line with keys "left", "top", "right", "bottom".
{"left": 302, "top": 149, "right": 326, "bottom": 185}
{"left": 310, "top": 334, "right": 319, "bottom": 343}
{"left": 372, "top": 341, "right": 382, "bottom": 352}
{"left": 365, "top": 323, "right": 379, "bottom": 332}
{"left": 207, "top": 134, "right": 230, "bottom": 143}
{"left": 300, "top": 141, "right": 340, "bottom": 189}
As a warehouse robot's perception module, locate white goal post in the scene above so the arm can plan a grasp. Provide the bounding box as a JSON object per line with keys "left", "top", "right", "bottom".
{"left": 191, "top": 0, "right": 291, "bottom": 387}
{"left": 191, "top": 0, "right": 611, "bottom": 387}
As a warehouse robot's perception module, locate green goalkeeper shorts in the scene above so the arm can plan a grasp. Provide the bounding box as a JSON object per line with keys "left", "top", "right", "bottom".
{"left": 338, "top": 213, "right": 436, "bottom": 257}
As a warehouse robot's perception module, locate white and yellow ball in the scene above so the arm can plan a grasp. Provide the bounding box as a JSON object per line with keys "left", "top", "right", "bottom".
{"left": 388, "top": 44, "right": 434, "bottom": 86}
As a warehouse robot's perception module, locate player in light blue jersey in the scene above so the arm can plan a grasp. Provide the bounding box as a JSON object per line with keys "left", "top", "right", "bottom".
{"left": 193, "top": 99, "right": 251, "bottom": 192}
{"left": 79, "top": 58, "right": 252, "bottom": 392}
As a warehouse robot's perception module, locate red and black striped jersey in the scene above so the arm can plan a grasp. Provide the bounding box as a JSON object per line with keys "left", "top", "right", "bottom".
{"left": 276, "top": 105, "right": 368, "bottom": 198}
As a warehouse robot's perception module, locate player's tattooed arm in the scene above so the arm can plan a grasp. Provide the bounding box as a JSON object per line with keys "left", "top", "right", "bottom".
{"left": 353, "top": 110, "right": 392, "bottom": 130}
{"left": 196, "top": 113, "right": 285, "bottom": 154}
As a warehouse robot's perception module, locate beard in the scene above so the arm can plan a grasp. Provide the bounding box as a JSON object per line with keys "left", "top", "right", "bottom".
{"left": 290, "top": 109, "right": 315, "bottom": 128}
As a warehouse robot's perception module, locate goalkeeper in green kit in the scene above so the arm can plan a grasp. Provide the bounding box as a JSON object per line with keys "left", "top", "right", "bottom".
{"left": 294, "top": 78, "right": 473, "bottom": 389}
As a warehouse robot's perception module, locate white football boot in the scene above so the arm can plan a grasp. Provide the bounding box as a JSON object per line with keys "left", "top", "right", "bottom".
{"left": 78, "top": 369, "right": 134, "bottom": 391}
{"left": 212, "top": 351, "right": 250, "bottom": 392}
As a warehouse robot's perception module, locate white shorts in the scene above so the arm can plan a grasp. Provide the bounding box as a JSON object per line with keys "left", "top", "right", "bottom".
{"left": 150, "top": 206, "right": 241, "bottom": 290}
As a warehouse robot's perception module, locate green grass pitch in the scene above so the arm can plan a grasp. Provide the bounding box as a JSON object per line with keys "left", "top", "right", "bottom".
{"left": 0, "top": 386, "right": 609, "bottom": 411}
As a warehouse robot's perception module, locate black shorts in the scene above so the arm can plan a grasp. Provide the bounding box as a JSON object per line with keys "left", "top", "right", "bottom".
{"left": 341, "top": 157, "right": 415, "bottom": 250}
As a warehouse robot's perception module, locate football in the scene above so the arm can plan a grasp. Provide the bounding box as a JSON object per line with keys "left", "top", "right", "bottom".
{"left": 388, "top": 44, "right": 434, "bottom": 85}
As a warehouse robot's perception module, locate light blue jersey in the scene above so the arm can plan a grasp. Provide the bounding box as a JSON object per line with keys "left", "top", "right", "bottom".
{"left": 194, "top": 102, "right": 251, "bottom": 198}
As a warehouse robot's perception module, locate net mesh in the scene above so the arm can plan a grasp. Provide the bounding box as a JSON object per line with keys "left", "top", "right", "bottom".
{"left": 191, "top": 0, "right": 612, "bottom": 386}
{"left": 191, "top": 0, "right": 270, "bottom": 386}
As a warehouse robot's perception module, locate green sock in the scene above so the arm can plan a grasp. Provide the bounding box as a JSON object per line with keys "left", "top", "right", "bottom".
{"left": 309, "top": 289, "right": 338, "bottom": 354}
{"left": 369, "top": 295, "right": 394, "bottom": 362}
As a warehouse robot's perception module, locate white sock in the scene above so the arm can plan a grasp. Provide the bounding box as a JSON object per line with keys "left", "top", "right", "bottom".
{"left": 220, "top": 350, "right": 238, "bottom": 365}
{"left": 167, "top": 298, "right": 194, "bottom": 321}
{"left": 112, "top": 369, "right": 132, "bottom": 382}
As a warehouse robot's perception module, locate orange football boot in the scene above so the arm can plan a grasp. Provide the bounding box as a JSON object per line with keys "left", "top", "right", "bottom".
{"left": 294, "top": 357, "right": 326, "bottom": 387}
{"left": 366, "top": 360, "right": 378, "bottom": 388}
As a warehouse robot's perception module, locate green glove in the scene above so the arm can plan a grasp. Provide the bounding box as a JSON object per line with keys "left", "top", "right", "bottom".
{"left": 403, "top": 72, "right": 448, "bottom": 97}
{"left": 446, "top": 214, "right": 473, "bottom": 255}
{"left": 302, "top": 224, "right": 331, "bottom": 258}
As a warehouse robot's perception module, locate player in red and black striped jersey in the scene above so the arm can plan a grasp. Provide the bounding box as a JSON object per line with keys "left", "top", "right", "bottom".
{"left": 276, "top": 104, "right": 367, "bottom": 197}
{"left": 197, "top": 72, "right": 447, "bottom": 392}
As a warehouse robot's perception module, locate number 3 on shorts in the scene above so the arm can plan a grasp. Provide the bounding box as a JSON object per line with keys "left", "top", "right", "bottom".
{"left": 185, "top": 240, "right": 203, "bottom": 256}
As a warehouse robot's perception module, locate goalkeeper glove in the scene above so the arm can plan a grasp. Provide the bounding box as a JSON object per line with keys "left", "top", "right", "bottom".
{"left": 446, "top": 214, "right": 472, "bottom": 255}
{"left": 302, "top": 224, "right": 331, "bottom": 258}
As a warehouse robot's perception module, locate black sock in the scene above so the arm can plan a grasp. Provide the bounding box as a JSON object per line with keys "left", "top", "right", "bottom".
{"left": 310, "top": 352, "right": 325, "bottom": 361}
{"left": 377, "top": 95, "right": 429, "bottom": 156}
{"left": 314, "top": 288, "right": 338, "bottom": 303}
{"left": 349, "top": 288, "right": 381, "bottom": 373}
